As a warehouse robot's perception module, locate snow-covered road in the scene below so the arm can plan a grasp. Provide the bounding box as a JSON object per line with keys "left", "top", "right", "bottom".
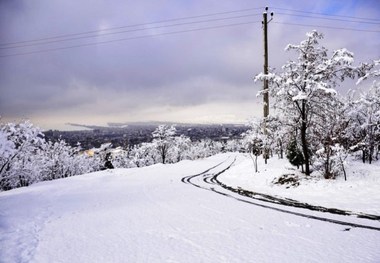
{"left": 1, "top": 153, "right": 380, "bottom": 262}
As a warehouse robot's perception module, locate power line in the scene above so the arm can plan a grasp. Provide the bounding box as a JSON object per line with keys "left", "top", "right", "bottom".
{"left": 0, "top": 20, "right": 262, "bottom": 58}
{"left": 1, "top": 6, "right": 379, "bottom": 58}
{"left": 271, "top": 6, "right": 380, "bottom": 22}
{"left": 0, "top": 13, "right": 262, "bottom": 50}
{"left": 275, "top": 12, "right": 380, "bottom": 25}
{"left": 272, "top": 21, "right": 380, "bottom": 33}
{"left": 0, "top": 6, "right": 265, "bottom": 47}
{"left": 1, "top": 19, "right": 378, "bottom": 58}
{"left": 3, "top": 5, "right": 377, "bottom": 48}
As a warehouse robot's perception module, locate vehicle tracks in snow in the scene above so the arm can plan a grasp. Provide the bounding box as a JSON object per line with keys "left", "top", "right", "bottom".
{"left": 181, "top": 156, "right": 380, "bottom": 232}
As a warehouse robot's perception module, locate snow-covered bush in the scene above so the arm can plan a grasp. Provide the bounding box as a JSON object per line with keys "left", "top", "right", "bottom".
{"left": 286, "top": 138, "right": 304, "bottom": 171}
{"left": 41, "top": 140, "right": 98, "bottom": 180}
{"left": 313, "top": 144, "right": 349, "bottom": 180}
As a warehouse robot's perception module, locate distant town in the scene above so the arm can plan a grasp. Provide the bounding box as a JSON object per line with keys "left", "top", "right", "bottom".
{"left": 44, "top": 123, "right": 249, "bottom": 150}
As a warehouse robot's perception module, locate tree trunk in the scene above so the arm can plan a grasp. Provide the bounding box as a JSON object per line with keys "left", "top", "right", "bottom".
{"left": 161, "top": 152, "right": 166, "bottom": 164}
{"left": 323, "top": 145, "right": 331, "bottom": 179}
{"left": 161, "top": 144, "right": 167, "bottom": 164}
{"left": 369, "top": 145, "right": 373, "bottom": 164}
{"left": 340, "top": 157, "right": 347, "bottom": 181}
{"left": 263, "top": 148, "right": 268, "bottom": 164}
{"left": 300, "top": 101, "right": 311, "bottom": 175}
{"left": 255, "top": 155, "right": 258, "bottom": 173}
{"left": 362, "top": 149, "right": 366, "bottom": 163}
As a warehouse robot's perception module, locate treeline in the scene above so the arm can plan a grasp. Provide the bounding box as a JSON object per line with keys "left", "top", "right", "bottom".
{"left": 0, "top": 122, "right": 241, "bottom": 191}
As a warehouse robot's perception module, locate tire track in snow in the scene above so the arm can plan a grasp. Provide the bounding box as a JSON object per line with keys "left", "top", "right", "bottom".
{"left": 181, "top": 156, "right": 380, "bottom": 232}
{"left": 181, "top": 156, "right": 231, "bottom": 187}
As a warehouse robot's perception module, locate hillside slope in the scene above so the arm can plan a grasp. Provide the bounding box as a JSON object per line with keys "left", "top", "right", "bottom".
{"left": 1, "top": 153, "right": 379, "bottom": 263}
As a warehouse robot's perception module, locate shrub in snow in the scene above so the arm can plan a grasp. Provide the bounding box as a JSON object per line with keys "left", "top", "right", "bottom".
{"left": 286, "top": 138, "right": 304, "bottom": 171}
{"left": 313, "top": 144, "right": 349, "bottom": 180}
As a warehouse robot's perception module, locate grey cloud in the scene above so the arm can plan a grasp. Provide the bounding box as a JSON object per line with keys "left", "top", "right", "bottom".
{"left": 0, "top": 0, "right": 379, "bottom": 129}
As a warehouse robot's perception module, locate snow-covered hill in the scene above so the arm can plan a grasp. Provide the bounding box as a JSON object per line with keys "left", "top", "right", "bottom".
{"left": 1, "top": 153, "right": 379, "bottom": 263}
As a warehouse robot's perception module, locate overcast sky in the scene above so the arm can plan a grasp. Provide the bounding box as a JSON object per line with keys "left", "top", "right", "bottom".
{"left": 1, "top": 0, "right": 379, "bottom": 130}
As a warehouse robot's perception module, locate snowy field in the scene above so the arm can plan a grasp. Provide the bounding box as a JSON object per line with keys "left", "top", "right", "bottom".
{"left": 1, "top": 153, "right": 380, "bottom": 263}
{"left": 220, "top": 154, "right": 380, "bottom": 215}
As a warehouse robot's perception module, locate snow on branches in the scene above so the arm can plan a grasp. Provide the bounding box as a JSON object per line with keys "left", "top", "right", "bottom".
{"left": 254, "top": 30, "right": 379, "bottom": 178}
{"left": 0, "top": 120, "right": 98, "bottom": 191}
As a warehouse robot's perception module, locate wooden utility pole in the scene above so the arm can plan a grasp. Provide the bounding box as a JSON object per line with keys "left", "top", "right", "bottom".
{"left": 262, "top": 7, "right": 273, "bottom": 164}
{"left": 262, "top": 7, "right": 273, "bottom": 118}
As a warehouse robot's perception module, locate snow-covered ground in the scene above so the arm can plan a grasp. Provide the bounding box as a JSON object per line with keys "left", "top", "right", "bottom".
{"left": 219, "top": 154, "right": 380, "bottom": 215}
{"left": 1, "top": 153, "right": 380, "bottom": 263}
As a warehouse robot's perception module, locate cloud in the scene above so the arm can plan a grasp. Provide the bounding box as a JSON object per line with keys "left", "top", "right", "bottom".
{"left": 0, "top": 0, "right": 379, "bottom": 129}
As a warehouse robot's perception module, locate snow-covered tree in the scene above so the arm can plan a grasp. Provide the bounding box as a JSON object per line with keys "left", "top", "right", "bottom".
{"left": 129, "top": 143, "right": 156, "bottom": 167}
{"left": 0, "top": 120, "right": 45, "bottom": 190}
{"left": 0, "top": 120, "right": 100, "bottom": 191}
{"left": 111, "top": 147, "right": 133, "bottom": 168}
{"left": 242, "top": 119, "right": 265, "bottom": 173}
{"left": 225, "top": 139, "right": 243, "bottom": 153}
{"left": 185, "top": 139, "right": 219, "bottom": 160}
{"left": 263, "top": 115, "right": 289, "bottom": 159}
{"left": 346, "top": 62, "right": 380, "bottom": 163}
{"left": 308, "top": 93, "right": 353, "bottom": 178}
{"left": 170, "top": 135, "right": 192, "bottom": 162}
{"left": 42, "top": 140, "right": 74, "bottom": 180}
{"left": 186, "top": 140, "right": 208, "bottom": 160}
{"left": 256, "top": 30, "right": 361, "bottom": 175}
{"left": 152, "top": 125, "right": 176, "bottom": 164}
{"left": 41, "top": 139, "right": 98, "bottom": 180}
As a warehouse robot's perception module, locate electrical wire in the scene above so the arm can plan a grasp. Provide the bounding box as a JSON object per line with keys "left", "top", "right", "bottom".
{"left": 272, "top": 21, "right": 380, "bottom": 33}
{"left": 270, "top": 6, "right": 380, "bottom": 22}
{"left": 0, "top": 6, "right": 265, "bottom": 46}
{"left": 1, "top": 5, "right": 379, "bottom": 58}
{"left": 0, "top": 13, "right": 262, "bottom": 50}
{"left": 3, "top": 5, "right": 378, "bottom": 48}
{"left": 275, "top": 12, "right": 380, "bottom": 25}
{"left": 0, "top": 20, "right": 262, "bottom": 58}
